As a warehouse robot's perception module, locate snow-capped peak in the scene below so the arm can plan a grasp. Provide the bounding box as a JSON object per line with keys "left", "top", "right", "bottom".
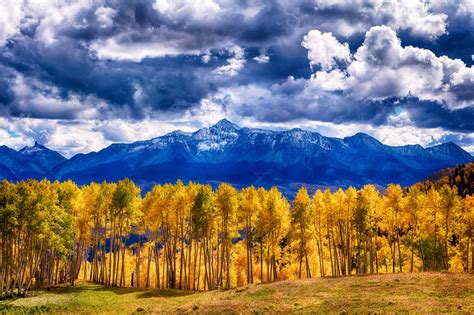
{"left": 19, "top": 141, "right": 47, "bottom": 155}
{"left": 210, "top": 119, "right": 241, "bottom": 133}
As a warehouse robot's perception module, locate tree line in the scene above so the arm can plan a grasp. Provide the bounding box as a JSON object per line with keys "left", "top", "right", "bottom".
{"left": 426, "top": 162, "right": 474, "bottom": 197}
{"left": 0, "top": 178, "right": 473, "bottom": 298}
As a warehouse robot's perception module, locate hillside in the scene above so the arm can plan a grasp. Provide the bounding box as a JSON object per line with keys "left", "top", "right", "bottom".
{"left": 2, "top": 273, "right": 474, "bottom": 314}
{"left": 423, "top": 162, "right": 474, "bottom": 196}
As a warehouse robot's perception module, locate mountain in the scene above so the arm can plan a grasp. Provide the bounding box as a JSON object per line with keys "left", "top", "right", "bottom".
{"left": 0, "top": 120, "right": 472, "bottom": 195}
{"left": 0, "top": 141, "right": 66, "bottom": 180}
{"left": 19, "top": 141, "right": 67, "bottom": 173}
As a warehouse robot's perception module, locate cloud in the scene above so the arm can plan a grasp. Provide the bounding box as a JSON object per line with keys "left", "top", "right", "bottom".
{"left": 253, "top": 54, "right": 270, "bottom": 64}
{"left": 213, "top": 46, "right": 246, "bottom": 76}
{"left": 0, "top": 1, "right": 23, "bottom": 46}
{"left": 1, "top": 33, "right": 215, "bottom": 119}
{"left": 91, "top": 38, "right": 201, "bottom": 61}
{"left": 310, "top": 69, "right": 349, "bottom": 91}
{"left": 313, "top": 0, "right": 447, "bottom": 38}
{"left": 304, "top": 25, "right": 474, "bottom": 110}
{"left": 183, "top": 102, "right": 474, "bottom": 154}
{"left": 301, "top": 30, "right": 351, "bottom": 70}
{"left": 153, "top": 0, "right": 222, "bottom": 23}
{"left": 25, "top": 0, "right": 92, "bottom": 46}
{"left": 0, "top": 0, "right": 473, "bottom": 156}
{"left": 201, "top": 52, "right": 212, "bottom": 63}
{"left": 0, "top": 69, "right": 108, "bottom": 120}
{"left": 188, "top": 77, "right": 392, "bottom": 125}
{"left": 95, "top": 6, "right": 117, "bottom": 29}
{"left": 2, "top": 109, "right": 470, "bottom": 158}
{"left": 0, "top": 116, "right": 202, "bottom": 158}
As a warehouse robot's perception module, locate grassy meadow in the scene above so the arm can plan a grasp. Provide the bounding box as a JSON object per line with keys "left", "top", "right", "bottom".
{"left": 1, "top": 272, "right": 474, "bottom": 314}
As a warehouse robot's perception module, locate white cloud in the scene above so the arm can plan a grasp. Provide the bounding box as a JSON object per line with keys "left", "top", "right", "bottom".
{"left": 386, "top": 110, "right": 412, "bottom": 127}
{"left": 304, "top": 25, "right": 474, "bottom": 110}
{"left": 153, "top": 0, "right": 222, "bottom": 23}
{"left": 0, "top": 1, "right": 23, "bottom": 46}
{"left": 24, "top": 0, "right": 91, "bottom": 46}
{"left": 184, "top": 98, "right": 230, "bottom": 126}
{"left": 314, "top": 0, "right": 448, "bottom": 38}
{"left": 301, "top": 30, "right": 351, "bottom": 70}
{"left": 309, "top": 69, "right": 348, "bottom": 91}
{"left": 91, "top": 37, "right": 201, "bottom": 61}
{"left": 201, "top": 52, "right": 212, "bottom": 63}
{"left": 213, "top": 46, "right": 246, "bottom": 76}
{"left": 253, "top": 54, "right": 270, "bottom": 64}
{"left": 0, "top": 117, "right": 202, "bottom": 158}
{"left": 95, "top": 6, "right": 116, "bottom": 28}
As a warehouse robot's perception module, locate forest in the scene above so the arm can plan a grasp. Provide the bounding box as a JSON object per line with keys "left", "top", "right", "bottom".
{"left": 0, "top": 176, "right": 473, "bottom": 299}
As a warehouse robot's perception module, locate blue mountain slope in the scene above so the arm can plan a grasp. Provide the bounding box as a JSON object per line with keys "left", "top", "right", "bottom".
{"left": 0, "top": 120, "right": 472, "bottom": 194}
{"left": 0, "top": 142, "right": 66, "bottom": 179}
{"left": 19, "top": 141, "right": 67, "bottom": 173}
{"left": 49, "top": 119, "right": 473, "bottom": 190}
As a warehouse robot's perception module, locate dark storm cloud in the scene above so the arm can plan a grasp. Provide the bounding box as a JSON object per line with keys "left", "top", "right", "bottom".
{"left": 59, "top": 0, "right": 299, "bottom": 51}
{"left": 0, "top": 0, "right": 472, "bottom": 135}
{"left": 0, "top": 0, "right": 308, "bottom": 120}
{"left": 404, "top": 101, "right": 474, "bottom": 133}
{"left": 1, "top": 35, "right": 218, "bottom": 119}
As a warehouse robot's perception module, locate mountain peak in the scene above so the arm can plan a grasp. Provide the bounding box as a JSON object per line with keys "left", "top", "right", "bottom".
{"left": 427, "top": 141, "right": 473, "bottom": 160}
{"left": 20, "top": 141, "right": 47, "bottom": 154}
{"left": 343, "top": 132, "right": 382, "bottom": 148}
{"left": 211, "top": 119, "right": 241, "bottom": 131}
{"left": 18, "top": 141, "right": 66, "bottom": 164}
{"left": 352, "top": 132, "right": 373, "bottom": 139}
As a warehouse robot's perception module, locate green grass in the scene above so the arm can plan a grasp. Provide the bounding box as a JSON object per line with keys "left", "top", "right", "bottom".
{"left": 2, "top": 273, "right": 474, "bottom": 314}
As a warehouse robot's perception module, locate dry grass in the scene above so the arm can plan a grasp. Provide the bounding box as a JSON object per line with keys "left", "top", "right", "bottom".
{"left": 2, "top": 272, "right": 474, "bottom": 314}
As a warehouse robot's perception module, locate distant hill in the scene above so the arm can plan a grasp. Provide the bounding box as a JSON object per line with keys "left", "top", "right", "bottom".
{"left": 0, "top": 120, "right": 472, "bottom": 195}
{"left": 421, "top": 162, "right": 474, "bottom": 197}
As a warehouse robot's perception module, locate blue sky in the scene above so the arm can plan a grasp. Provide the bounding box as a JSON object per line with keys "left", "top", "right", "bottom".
{"left": 0, "top": 0, "right": 473, "bottom": 157}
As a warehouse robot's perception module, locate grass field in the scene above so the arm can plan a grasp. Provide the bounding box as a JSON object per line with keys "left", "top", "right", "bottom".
{"left": 1, "top": 272, "right": 474, "bottom": 314}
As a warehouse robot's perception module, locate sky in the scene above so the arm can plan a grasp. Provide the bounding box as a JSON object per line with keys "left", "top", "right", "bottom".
{"left": 0, "top": 0, "right": 474, "bottom": 157}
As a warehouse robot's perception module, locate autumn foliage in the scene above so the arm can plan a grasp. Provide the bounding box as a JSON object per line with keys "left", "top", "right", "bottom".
{"left": 1, "top": 178, "right": 474, "bottom": 298}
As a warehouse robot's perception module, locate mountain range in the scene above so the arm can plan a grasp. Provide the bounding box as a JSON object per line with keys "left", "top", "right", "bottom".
{"left": 0, "top": 119, "right": 472, "bottom": 195}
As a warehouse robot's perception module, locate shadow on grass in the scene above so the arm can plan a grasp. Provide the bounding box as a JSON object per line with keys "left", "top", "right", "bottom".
{"left": 136, "top": 289, "right": 195, "bottom": 299}
{"left": 43, "top": 282, "right": 196, "bottom": 299}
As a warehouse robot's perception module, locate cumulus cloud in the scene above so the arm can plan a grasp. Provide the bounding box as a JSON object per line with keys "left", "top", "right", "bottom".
{"left": 301, "top": 30, "right": 351, "bottom": 70}
{"left": 304, "top": 25, "right": 474, "bottom": 110}
{"left": 309, "top": 69, "right": 349, "bottom": 91}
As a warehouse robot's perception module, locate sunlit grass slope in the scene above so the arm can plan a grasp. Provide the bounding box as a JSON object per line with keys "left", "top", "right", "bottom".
{"left": 2, "top": 272, "right": 474, "bottom": 314}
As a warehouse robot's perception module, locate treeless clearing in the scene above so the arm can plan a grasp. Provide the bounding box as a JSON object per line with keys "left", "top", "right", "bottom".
{"left": 2, "top": 272, "right": 474, "bottom": 314}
